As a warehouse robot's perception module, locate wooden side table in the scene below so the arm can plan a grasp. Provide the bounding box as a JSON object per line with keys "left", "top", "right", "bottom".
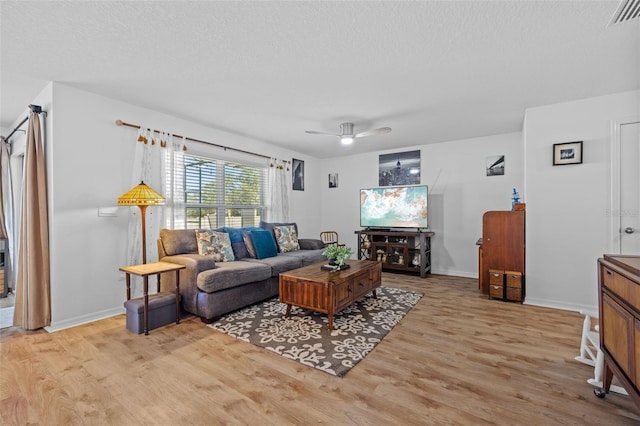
{"left": 119, "top": 261, "right": 185, "bottom": 335}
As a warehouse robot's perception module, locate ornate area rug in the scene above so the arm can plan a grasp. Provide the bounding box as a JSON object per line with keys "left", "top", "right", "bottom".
{"left": 208, "top": 286, "right": 422, "bottom": 377}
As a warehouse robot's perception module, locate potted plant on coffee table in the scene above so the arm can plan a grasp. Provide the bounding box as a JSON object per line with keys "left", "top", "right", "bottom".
{"left": 322, "top": 244, "right": 353, "bottom": 271}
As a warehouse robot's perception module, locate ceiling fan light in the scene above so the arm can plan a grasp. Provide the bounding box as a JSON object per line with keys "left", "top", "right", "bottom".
{"left": 341, "top": 136, "right": 354, "bottom": 145}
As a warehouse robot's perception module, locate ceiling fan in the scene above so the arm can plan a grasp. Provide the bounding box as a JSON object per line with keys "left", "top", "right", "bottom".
{"left": 305, "top": 123, "right": 392, "bottom": 145}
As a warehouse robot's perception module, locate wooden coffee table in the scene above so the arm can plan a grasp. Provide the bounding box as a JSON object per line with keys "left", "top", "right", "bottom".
{"left": 279, "top": 259, "right": 382, "bottom": 330}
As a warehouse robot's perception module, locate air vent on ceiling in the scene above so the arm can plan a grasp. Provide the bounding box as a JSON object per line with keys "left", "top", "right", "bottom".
{"left": 609, "top": 0, "right": 640, "bottom": 25}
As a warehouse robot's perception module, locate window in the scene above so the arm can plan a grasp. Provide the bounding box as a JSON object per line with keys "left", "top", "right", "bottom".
{"left": 182, "top": 154, "right": 267, "bottom": 229}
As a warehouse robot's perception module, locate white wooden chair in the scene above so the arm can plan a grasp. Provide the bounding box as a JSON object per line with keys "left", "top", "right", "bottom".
{"left": 575, "top": 309, "right": 627, "bottom": 395}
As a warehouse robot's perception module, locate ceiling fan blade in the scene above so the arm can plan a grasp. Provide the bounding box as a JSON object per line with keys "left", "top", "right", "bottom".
{"left": 355, "top": 127, "right": 392, "bottom": 138}
{"left": 305, "top": 130, "right": 339, "bottom": 137}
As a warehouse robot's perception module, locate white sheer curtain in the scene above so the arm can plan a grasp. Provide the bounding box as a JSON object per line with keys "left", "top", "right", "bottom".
{"left": 127, "top": 128, "right": 164, "bottom": 265}
{"left": 123, "top": 129, "right": 187, "bottom": 296}
{"left": 266, "top": 158, "right": 291, "bottom": 222}
{"left": 161, "top": 135, "right": 186, "bottom": 229}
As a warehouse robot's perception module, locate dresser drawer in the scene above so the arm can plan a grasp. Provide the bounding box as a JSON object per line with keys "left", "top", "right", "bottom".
{"left": 505, "top": 271, "right": 522, "bottom": 288}
{"left": 490, "top": 284, "right": 504, "bottom": 299}
{"left": 506, "top": 286, "right": 522, "bottom": 302}
{"left": 602, "top": 266, "right": 640, "bottom": 312}
{"left": 489, "top": 269, "right": 504, "bottom": 285}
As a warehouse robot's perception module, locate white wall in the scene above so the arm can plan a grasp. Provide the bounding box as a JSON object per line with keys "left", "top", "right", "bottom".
{"left": 13, "top": 81, "right": 639, "bottom": 330}
{"left": 32, "top": 83, "right": 320, "bottom": 331}
{"left": 319, "top": 132, "right": 524, "bottom": 277}
{"left": 523, "top": 90, "right": 640, "bottom": 312}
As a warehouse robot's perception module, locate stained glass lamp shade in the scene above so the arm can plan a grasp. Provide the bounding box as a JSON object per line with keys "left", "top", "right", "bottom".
{"left": 117, "top": 181, "right": 165, "bottom": 264}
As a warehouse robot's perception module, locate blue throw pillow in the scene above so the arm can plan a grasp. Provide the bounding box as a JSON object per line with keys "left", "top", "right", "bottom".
{"left": 223, "top": 226, "right": 262, "bottom": 243}
{"left": 250, "top": 230, "right": 278, "bottom": 259}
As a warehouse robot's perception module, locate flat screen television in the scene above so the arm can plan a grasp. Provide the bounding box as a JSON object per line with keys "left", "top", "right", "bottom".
{"left": 360, "top": 185, "right": 428, "bottom": 230}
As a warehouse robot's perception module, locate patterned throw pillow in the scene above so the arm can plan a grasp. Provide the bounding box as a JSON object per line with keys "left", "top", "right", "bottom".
{"left": 273, "top": 225, "right": 300, "bottom": 253}
{"left": 195, "top": 230, "right": 235, "bottom": 262}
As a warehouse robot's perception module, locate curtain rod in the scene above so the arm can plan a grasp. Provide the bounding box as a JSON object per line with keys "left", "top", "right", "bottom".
{"left": 2, "top": 105, "right": 46, "bottom": 143}
{"left": 115, "top": 119, "right": 271, "bottom": 160}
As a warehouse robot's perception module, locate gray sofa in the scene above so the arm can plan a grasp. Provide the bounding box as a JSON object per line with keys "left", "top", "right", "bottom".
{"left": 157, "top": 221, "right": 326, "bottom": 323}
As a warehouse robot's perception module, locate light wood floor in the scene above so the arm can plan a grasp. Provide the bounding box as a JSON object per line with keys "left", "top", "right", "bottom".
{"left": 1, "top": 273, "right": 639, "bottom": 425}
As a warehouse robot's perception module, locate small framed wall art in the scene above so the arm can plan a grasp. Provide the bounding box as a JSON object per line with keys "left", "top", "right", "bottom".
{"left": 328, "top": 173, "right": 338, "bottom": 188}
{"left": 486, "top": 155, "right": 505, "bottom": 176}
{"left": 553, "top": 141, "right": 583, "bottom": 166}
{"left": 292, "top": 158, "right": 304, "bottom": 190}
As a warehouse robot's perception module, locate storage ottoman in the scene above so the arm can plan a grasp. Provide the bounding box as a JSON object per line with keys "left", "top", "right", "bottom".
{"left": 124, "top": 292, "right": 179, "bottom": 334}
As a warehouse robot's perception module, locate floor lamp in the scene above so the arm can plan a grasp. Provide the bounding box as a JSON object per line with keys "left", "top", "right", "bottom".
{"left": 117, "top": 181, "right": 165, "bottom": 264}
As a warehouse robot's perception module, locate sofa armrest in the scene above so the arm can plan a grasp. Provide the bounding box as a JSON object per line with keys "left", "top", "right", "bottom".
{"left": 160, "top": 254, "right": 215, "bottom": 274}
{"left": 298, "top": 238, "right": 325, "bottom": 250}
{"left": 157, "top": 238, "right": 168, "bottom": 259}
{"left": 158, "top": 254, "right": 215, "bottom": 291}
{"left": 158, "top": 254, "right": 215, "bottom": 317}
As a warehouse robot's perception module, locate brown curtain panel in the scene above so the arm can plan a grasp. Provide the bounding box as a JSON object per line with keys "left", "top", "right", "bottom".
{"left": 13, "top": 112, "right": 51, "bottom": 329}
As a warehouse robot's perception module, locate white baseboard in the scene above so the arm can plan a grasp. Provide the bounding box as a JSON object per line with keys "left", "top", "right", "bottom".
{"left": 45, "top": 307, "right": 124, "bottom": 333}
{"left": 523, "top": 297, "right": 597, "bottom": 314}
{"left": 431, "top": 268, "right": 477, "bottom": 279}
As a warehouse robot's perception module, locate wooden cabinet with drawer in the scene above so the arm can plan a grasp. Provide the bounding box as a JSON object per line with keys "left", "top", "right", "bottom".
{"left": 477, "top": 210, "right": 525, "bottom": 299}
{"left": 596, "top": 254, "right": 640, "bottom": 408}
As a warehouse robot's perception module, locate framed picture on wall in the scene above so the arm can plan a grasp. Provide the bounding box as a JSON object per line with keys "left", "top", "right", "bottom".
{"left": 328, "top": 173, "right": 338, "bottom": 188}
{"left": 378, "top": 150, "right": 421, "bottom": 186}
{"left": 486, "top": 155, "right": 505, "bottom": 176}
{"left": 292, "top": 158, "right": 304, "bottom": 190}
{"left": 553, "top": 141, "right": 583, "bottom": 166}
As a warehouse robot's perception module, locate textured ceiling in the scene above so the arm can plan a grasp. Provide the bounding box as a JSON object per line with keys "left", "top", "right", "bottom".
{"left": 1, "top": 1, "right": 639, "bottom": 158}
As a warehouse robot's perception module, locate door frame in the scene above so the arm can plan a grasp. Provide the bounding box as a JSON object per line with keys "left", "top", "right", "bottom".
{"left": 609, "top": 115, "right": 640, "bottom": 254}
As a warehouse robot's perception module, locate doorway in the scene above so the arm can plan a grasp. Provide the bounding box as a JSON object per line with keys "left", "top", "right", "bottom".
{"left": 610, "top": 117, "right": 640, "bottom": 255}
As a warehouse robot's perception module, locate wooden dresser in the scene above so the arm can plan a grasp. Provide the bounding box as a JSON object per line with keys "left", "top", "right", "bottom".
{"left": 477, "top": 210, "right": 525, "bottom": 301}
{"left": 597, "top": 254, "right": 640, "bottom": 407}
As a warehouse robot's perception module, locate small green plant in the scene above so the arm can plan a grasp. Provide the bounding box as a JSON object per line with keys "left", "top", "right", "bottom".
{"left": 322, "top": 244, "right": 352, "bottom": 270}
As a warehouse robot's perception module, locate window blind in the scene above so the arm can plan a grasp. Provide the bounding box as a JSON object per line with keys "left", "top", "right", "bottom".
{"left": 182, "top": 154, "right": 267, "bottom": 229}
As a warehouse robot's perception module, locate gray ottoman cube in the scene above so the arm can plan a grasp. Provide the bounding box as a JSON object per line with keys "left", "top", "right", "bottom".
{"left": 124, "top": 292, "right": 179, "bottom": 334}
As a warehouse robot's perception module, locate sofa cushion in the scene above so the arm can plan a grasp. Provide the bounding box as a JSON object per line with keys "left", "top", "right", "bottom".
{"left": 280, "top": 248, "right": 327, "bottom": 266}
{"left": 196, "top": 261, "right": 271, "bottom": 293}
{"left": 160, "top": 229, "right": 199, "bottom": 255}
{"left": 251, "top": 229, "right": 278, "bottom": 259}
{"left": 273, "top": 224, "right": 300, "bottom": 253}
{"left": 242, "top": 254, "right": 303, "bottom": 277}
{"left": 242, "top": 231, "right": 257, "bottom": 258}
{"left": 195, "top": 230, "right": 235, "bottom": 262}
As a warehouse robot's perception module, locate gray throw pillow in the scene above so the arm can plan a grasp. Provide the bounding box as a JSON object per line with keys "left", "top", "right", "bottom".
{"left": 242, "top": 231, "right": 257, "bottom": 258}
{"left": 160, "top": 228, "right": 199, "bottom": 255}
{"left": 298, "top": 239, "right": 325, "bottom": 250}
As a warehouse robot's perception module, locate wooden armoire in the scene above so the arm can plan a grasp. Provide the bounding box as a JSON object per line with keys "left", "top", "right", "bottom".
{"left": 477, "top": 210, "right": 525, "bottom": 301}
